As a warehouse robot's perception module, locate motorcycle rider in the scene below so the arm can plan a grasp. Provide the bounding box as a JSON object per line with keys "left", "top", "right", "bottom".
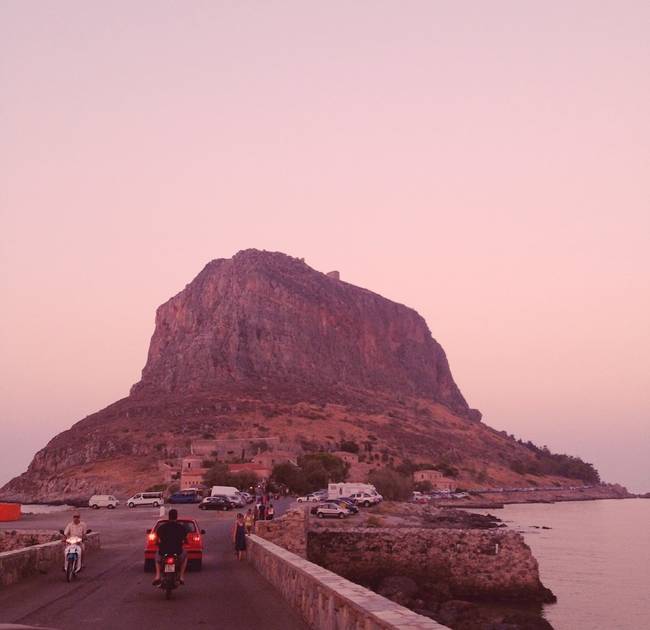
{"left": 152, "top": 508, "right": 188, "bottom": 586}
{"left": 62, "top": 511, "right": 88, "bottom": 570}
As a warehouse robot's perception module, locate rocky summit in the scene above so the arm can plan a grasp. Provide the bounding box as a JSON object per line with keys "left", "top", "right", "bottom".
{"left": 131, "top": 249, "right": 477, "bottom": 420}
{"left": 1, "top": 250, "right": 599, "bottom": 502}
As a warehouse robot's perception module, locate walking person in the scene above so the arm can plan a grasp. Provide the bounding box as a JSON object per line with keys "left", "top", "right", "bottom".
{"left": 232, "top": 513, "right": 247, "bottom": 561}
{"left": 244, "top": 509, "right": 254, "bottom": 534}
{"left": 266, "top": 503, "right": 275, "bottom": 520}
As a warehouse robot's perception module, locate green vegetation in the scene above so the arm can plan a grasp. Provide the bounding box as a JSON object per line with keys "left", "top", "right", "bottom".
{"left": 368, "top": 468, "right": 412, "bottom": 501}
{"left": 512, "top": 441, "right": 600, "bottom": 483}
{"left": 202, "top": 462, "right": 259, "bottom": 492}
{"left": 270, "top": 453, "right": 349, "bottom": 494}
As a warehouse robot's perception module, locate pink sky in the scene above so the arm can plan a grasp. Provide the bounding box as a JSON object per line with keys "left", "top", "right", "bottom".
{"left": 1, "top": 1, "right": 648, "bottom": 492}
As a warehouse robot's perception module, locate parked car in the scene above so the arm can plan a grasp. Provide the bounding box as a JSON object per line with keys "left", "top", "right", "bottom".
{"left": 144, "top": 517, "right": 205, "bottom": 572}
{"left": 127, "top": 492, "right": 164, "bottom": 508}
{"left": 314, "top": 501, "right": 350, "bottom": 519}
{"left": 348, "top": 491, "right": 381, "bottom": 507}
{"left": 199, "top": 496, "right": 234, "bottom": 511}
{"left": 88, "top": 494, "right": 119, "bottom": 509}
{"left": 296, "top": 493, "right": 320, "bottom": 502}
{"left": 239, "top": 492, "right": 254, "bottom": 504}
{"left": 168, "top": 492, "right": 202, "bottom": 504}
{"left": 312, "top": 497, "right": 358, "bottom": 515}
{"left": 336, "top": 497, "right": 359, "bottom": 514}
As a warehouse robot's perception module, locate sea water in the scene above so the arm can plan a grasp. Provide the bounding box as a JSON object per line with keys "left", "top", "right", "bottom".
{"left": 471, "top": 499, "right": 650, "bottom": 630}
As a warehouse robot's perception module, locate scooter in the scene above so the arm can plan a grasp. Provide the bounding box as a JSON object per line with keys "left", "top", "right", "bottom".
{"left": 160, "top": 553, "right": 180, "bottom": 599}
{"left": 59, "top": 528, "right": 91, "bottom": 582}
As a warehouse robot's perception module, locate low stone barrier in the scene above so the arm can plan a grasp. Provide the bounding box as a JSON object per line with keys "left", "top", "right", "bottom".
{"left": 0, "top": 532, "right": 100, "bottom": 587}
{"left": 247, "top": 534, "right": 449, "bottom": 629}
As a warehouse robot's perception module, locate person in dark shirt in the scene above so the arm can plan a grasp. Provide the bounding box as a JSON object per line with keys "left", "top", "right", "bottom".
{"left": 152, "top": 509, "right": 188, "bottom": 586}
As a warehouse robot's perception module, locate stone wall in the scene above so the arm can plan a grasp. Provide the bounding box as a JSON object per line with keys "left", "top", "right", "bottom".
{"left": 0, "top": 532, "right": 100, "bottom": 587}
{"left": 247, "top": 534, "right": 449, "bottom": 629}
{"left": 254, "top": 507, "right": 308, "bottom": 558}
{"left": 308, "top": 527, "right": 555, "bottom": 603}
{"left": 0, "top": 529, "right": 61, "bottom": 552}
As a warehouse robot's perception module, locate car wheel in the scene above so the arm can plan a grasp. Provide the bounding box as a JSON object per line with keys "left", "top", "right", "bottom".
{"left": 107, "top": 504, "right": 115, "bottom": 510}
{"left": 143, "top": 559, "right": 155, "bottom": 573}
{"left": 152, "top": 501, "right": 159, "bottom": 508}
{"left": 91, "top": 504, "right": 99, "bottom": 509}
{"left": 222, "top": 506, "right": 228, "bottom": 511}
{"left": 297, "top": 498, "right": 302, "bottom": 502}
{"left": 128, "top": 502, "right": 135, "bottom": 508}
{"left": 338, "top": 512, "right": 344, "bottom": 519}
{"left": 317, "top": 512, "right": 324, "bottom": 518}
{"left": 364, "top": 501, "right": 371, "bottom": 507}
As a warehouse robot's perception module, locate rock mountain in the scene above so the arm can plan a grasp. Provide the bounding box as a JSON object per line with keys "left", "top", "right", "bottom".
{"left": 0, "top": 250, "right": 595, "bottom": 502}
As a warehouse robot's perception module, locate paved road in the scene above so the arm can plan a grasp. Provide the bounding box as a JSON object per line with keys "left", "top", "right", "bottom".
{"left": 0, "top": 499, "right": 308, "bottom": 630}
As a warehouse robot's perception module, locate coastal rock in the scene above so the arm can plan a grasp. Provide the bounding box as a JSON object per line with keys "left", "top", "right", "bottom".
{"left": 130, "top": 249, "right": 476, "bottom": 418}
{"left": 307, "top": 527, "right": 556, "bottom": 604}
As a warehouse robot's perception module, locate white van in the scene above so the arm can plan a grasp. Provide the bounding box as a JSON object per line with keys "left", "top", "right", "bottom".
{"left": 327, "top": 482, "right": 382, "bottom": 501}
{"left": 126, "top": 492, "right": 163, "bottom": 508}
{"left": 89, "top": 494, "right": 119, "bottom": 509}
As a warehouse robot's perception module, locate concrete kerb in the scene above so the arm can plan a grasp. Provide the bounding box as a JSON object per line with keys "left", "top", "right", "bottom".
{"left": 247, "top": 534, "right": 449, "bottom": 629}
{"left": 0, "top": 532, "right": 101, "bottom": 587}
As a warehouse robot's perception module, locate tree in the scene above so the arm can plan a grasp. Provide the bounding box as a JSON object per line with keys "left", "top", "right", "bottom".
{"left": 229, "top": 471, "right": 259, "bottom": 492}
{"left": 271, "top": 453, "right": 349, "bottom": 494}
{"left": 271, "top": 462, "right": 308, "bottom": 494}
{"left": 202, "top": 462, "right": 230, "bottom": 487}
{"left": 368, "top": 468, "right": 413, "bottom": 501}
{"left": 298, "top": 453, "right": 349, "bottom": 488}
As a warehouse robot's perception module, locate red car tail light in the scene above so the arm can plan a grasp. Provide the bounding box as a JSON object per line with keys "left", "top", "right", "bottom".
{"left": 147, "top": 533, "right": 157, "bottom": 542}
{"left": 190, "top": 533, "right": 201, "bottom": 543}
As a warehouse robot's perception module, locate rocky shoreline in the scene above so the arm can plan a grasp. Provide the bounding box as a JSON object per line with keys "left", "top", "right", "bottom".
{"left": 431, "top": 483, "right": 634, "bottom": 510}
{"left": 257, "top": 505, "right": 557, "bottom": 630}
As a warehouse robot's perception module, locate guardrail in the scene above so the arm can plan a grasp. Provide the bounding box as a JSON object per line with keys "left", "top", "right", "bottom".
{"left": 0, "top": 532, "right": 100, "bottom": 587}
{"left": 247, "top": 534, "right": 449, "bottom": 629}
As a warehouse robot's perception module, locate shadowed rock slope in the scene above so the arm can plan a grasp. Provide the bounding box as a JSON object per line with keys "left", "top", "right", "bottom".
{"left": 1, "top": 250, "right": 599, "bottom": 502}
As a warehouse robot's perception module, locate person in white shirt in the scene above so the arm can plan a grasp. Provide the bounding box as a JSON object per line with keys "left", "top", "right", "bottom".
{"left": 62, "top": 512, "right": 88, "bottom": 569}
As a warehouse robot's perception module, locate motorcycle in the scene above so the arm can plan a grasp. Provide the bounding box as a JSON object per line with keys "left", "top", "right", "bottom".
{"left": 160, "top": 553, "right": 180, "bottom": 599}
{"left": 59, "top": 528, "right": 91, "bottom": 582}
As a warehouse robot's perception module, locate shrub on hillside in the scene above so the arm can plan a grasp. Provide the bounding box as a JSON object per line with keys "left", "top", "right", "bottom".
{"left": 368, "top": 468, "right": 413, "bottom": 501}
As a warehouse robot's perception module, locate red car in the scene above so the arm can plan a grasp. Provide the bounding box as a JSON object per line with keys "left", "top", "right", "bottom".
{"left": 144, "top": 517, "right": 205, "bottom": 572}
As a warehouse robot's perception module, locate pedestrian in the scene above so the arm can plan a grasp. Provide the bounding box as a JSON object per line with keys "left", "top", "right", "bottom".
{"left": 257, "top": 502, "right": 266, "bottom": 521}
{"left": 266, "top": 503, "right": 275, "bottom": 520}
{"left": 244, "top": 509, "right": 254, "bottom": 534}
{"left": 232, "top": 513, "right": 247, "bottom": 560}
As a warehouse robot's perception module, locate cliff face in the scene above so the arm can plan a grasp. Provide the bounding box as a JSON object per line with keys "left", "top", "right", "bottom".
{"left": 131, "top": 249, "right": 476, "bottom": 419}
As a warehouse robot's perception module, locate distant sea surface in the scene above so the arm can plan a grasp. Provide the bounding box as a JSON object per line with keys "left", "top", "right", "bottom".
{"left": 20, "top": 504, "right": 74, "bottom": 515}
{"left": 471, "top": 499, "right": 650, "bottom": 630}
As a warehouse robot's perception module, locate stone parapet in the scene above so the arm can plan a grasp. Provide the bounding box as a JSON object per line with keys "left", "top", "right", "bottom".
{"left": 254, "top": 506, "right": 308, "bottom": 557}
{"left": 247, "top": 534, "right": 449, "bottom": 629}
{"left": 0, "top": 532, "right": 100, "bottom": 587}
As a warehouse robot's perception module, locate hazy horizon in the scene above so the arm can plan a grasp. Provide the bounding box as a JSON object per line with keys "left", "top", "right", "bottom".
{"left": 1, "top": 1, "right": 648, "bottom": 493}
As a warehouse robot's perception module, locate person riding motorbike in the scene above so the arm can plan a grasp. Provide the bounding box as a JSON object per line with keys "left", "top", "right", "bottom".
{"left": 152, "top": 508, "right": 188, "bottom": 586}
{"left": 62, "top": 511, "right": 88, "bottom": 570}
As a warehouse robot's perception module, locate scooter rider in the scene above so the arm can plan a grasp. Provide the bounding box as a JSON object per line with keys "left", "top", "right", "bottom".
{"left": 62, "top": 511, "right": 88, "bottom": 569}
{"left": 152, "top": 508, "right": 188, "bottom": 586}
